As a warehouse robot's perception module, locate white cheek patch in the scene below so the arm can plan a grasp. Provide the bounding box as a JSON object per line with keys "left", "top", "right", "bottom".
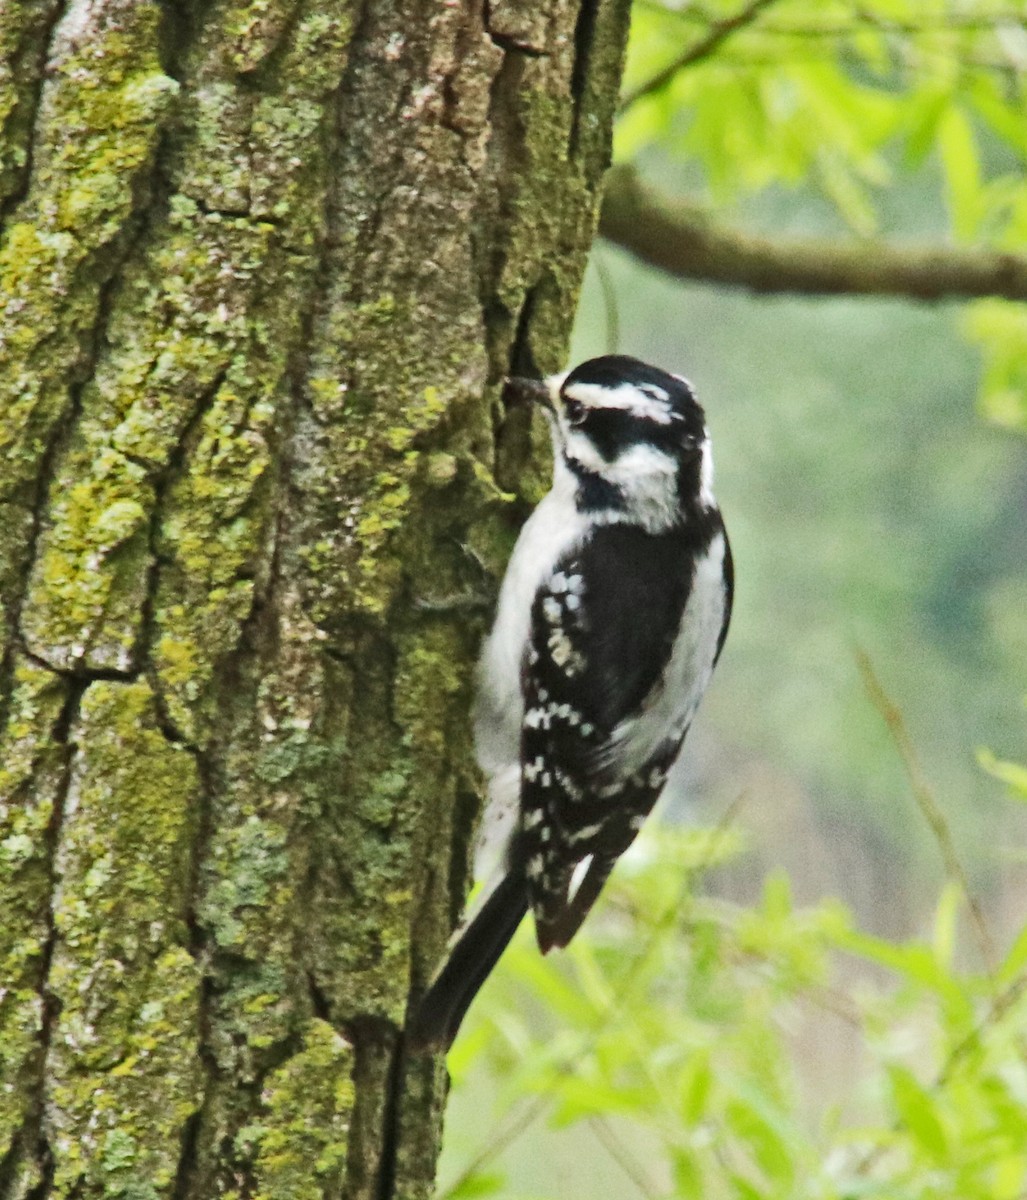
{"left": 563, "top": 428, "right": 607, "bottom": 475}
{"left": 607, "top": 444, "right": 680, "bottom": 532}
{"left": 564, "top": 433, "right": 676, "bottom": 482}
{"left": 606, "top": 441, "right": 677, "bottom": 483}
{"left": 562, "top": 381, "right": 677, "bottom": 425}
{"left": 563, "top": 437, "right": 680, "bottom": 532}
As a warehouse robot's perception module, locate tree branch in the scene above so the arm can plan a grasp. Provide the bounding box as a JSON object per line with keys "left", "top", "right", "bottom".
{"left": 633, "top": 0, "right": 1027, "bottom": 38}
{"left": 599, "top": 165, "right": 1027, "bottom": 302}
{"left": 619, "top": 0, "right": 783, "bottom": 111}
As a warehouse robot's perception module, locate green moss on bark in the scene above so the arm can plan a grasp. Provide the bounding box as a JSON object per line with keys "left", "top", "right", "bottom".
{"left": 236, "top": 1019, "right": 354, "bottom": 1200}
{"left": 0, "top": 0, "right": 62, "bottom": 205}
{"left": 0, "top": 0, "right": 632, "bottom": 1194}
{"left": 0, "top": 0, "right": 176, "bottom": 489}
{"left": 47, "top": 681, "right": 202, "bottom": 1198}
{"left": 0, "top": 659, "right": 69, "bottom": 1159}
{"left": 0, "top": 0, "right": 177, "bottom": 664}
{"left": 19, "top": 0, "right": 353, "bottom": 700}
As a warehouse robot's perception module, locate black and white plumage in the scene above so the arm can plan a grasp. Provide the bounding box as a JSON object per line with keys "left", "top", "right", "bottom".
{"left": 409, "top": 355, "right": 733, "bottom": 1051}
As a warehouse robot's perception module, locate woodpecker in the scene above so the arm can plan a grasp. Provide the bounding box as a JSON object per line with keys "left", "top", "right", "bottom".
{"left": 410, "top": 354, "right": 733, "bottom": 1051}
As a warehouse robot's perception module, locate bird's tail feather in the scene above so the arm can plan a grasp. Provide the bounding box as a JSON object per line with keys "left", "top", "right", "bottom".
{"left": 408, "top": 871, "right": 529, "bottom": 1053}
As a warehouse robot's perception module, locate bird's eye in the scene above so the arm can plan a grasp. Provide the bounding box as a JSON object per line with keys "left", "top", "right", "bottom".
{"left": 564, "top": 397, "right": 587, "bottom": 426}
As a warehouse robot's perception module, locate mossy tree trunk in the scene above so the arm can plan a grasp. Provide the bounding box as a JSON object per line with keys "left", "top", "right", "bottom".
{"left": 0, "top": 1, "right": 630, "bottom": 1197}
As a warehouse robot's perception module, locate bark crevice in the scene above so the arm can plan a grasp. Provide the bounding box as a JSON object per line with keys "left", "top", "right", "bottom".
{"left": 10, "top": 677, "right": 89, "bottom": 1199}
{"left": 0, "top": 2, "right": 631, "bottom": 1194}
{"left": 568, "top": 0, "right": 602, "bottom": 157}
{"left": 0, "top": 0, "right": 68, "bottom": 229}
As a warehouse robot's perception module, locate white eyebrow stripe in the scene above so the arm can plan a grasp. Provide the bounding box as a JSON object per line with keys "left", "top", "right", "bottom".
{"left": 637, "top": 383, "right": 669, "bottom": 402}
{"left": 560, "top": 380, "right": 677, "bottom": 424}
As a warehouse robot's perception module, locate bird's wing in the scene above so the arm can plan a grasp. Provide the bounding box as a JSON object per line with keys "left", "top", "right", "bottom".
{"left": 519, "top": 520, "right": 718, "bottom": 951}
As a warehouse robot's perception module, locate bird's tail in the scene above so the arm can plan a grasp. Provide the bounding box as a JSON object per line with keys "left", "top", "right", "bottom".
{"left": 408, "top": 871, "right": 529, "bottom": 1053}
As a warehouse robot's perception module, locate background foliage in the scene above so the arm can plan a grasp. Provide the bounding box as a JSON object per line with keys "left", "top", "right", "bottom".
{"left": 437, "top": 1, "right": 1027, "bottom": 1195}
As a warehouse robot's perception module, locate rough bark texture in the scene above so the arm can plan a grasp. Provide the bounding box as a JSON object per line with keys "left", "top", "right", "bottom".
{"left": 0, "top": 1, "right": 630, "bottom": 1197}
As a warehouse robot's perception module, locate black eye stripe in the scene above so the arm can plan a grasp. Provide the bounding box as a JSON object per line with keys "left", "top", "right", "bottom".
{"left": 574, "top": 408, "right": 684, "bottom": 460}
{"left": 564, "top": 396, "right": 587, "bottom": 425}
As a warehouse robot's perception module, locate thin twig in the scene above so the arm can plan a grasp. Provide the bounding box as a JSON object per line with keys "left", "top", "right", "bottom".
{"left": 440, "top": 793, "right": 748, "bottom": 1191}
{"left": 633, "top": 0, "right": 1026, "bottom": 38}
{"left": 589, "top": 1116, "right": 663, "bottom": 1198}
{"left": 840, "top": 656, "right": 1027, "bottom": 1182}
{"left": 620, "top": 0, "right": 784, "bottom": 111}
{"left": 855, "top": 649, "right": 998, "bottom": 974}
{"left": 593, "top": 248, "right": 621, "bottom": 355}
{"left": 936, "top": 971, "right": 1027, "bottom": 1085}
{"left": 436, "top": 1095, "right": 549, "bottom": 1199}
{"left": 849, "top": 969, "right": 1027, "bottom": 1178}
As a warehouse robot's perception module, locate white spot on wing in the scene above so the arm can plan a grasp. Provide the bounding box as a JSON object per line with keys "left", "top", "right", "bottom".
{"left": 568, "top": 821, "right": 603, "bottom": 842}
{"left": 568, "top": 855, "right": 594, "bottom": 903}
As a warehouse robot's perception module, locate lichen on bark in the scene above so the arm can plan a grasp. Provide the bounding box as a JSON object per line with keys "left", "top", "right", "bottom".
{"left": 46, "top": 682, "right": 202, "bottom": 1198}
{"left": 0, "top": 0, "right": 631, "bottom": 1195}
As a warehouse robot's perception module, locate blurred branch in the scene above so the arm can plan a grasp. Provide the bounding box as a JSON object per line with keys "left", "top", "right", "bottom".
{"left": 600, "top": 165, "right": 1027, "bottom": 303}
{"left": 594, "top": 247, "right": 622, "bottom": 354}
{"left": 634, "top": 0, "right": 1027, "bottom": 34}
{"left": 855, "top": 650, "right": 997, "bottom": 973}
{"left": 852, "top": 2, "right": 1026, "bottom": 38}
{"left": 436, "top": 1095, "right": 548, "bottom": 1199}
{"left": 589, "top": 1117, "right": 662, "bottom": 1197}
{"left": 620, "top": 0, "right": 783, "bottom": 111}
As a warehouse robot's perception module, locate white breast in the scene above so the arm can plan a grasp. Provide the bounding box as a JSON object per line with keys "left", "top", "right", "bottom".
{"left": 473, "top": 458, "right": 588, "bottom": 780}
{"left": 606, "top": 531, "right": 727, "bottom": 777}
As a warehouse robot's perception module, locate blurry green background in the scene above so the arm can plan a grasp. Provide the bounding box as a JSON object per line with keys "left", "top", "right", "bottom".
{"left": 436, "top": 248, "right": 1027, "bottom": 1200}
{"left": 437, "top": 4, "right": 1027, "bottom": 1196}
{"left": 572, "top": 240, "right": 1027, "bottom": 921}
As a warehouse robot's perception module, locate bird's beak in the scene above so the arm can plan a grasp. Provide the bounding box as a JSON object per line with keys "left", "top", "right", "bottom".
{"left": 504, "top": 376, "right": 555, "bottom": 413}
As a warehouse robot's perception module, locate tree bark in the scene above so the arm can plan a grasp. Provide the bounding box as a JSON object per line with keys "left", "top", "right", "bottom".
{"left": 0, "top": 1, "right": 630, "bottom": 1197}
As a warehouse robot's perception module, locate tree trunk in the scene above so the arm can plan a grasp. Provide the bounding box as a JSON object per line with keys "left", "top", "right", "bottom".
{"left": 0, "top": 2, "right": 629, "bottom": 1197}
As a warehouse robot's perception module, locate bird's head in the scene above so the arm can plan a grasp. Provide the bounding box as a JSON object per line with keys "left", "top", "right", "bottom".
{"left": 507, "top": 355, "right": 713, "bottom": 530}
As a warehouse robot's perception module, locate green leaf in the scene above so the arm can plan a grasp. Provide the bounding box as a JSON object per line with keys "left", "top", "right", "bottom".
{"left": 888, "top": 1065, "right": 949, "bottom": 1161}
{"left": 962, "top": 301, "right": 1027, "bottom": 434}
{"left": 724, "top": 1088, "right": 796, "bottom": 1184}
{"left": 937, "top": 105, "right": 984, "bottom": 240}
{"left": 977, "top": 748, "right": 1027, "bottom": 800}
{"left": 445, "top": 1170, "right": 506, "bottom": 1199}
{"left": 729, "top": 1171, "right": 765, "bottom": 1200}
{"left": 550, "top": 1076, "right": 649, "bottom": 1125}
{"left": 903, "top": 87, "right": 954, "bottom": 167}
{"left": 932, "top": 881, "right": 962, "bottom": 971}
{"left": 672, "top": 1149, "right": 704, "bottom": 1200}
{"left": 997, "top": 922, "right": 1027, "bottom": 987}
{"left": 969, "top": 77, "right": 1027, "bottom": 158}
{"left": 679, "top": 1052, "right": 713, "bottom": 1124}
